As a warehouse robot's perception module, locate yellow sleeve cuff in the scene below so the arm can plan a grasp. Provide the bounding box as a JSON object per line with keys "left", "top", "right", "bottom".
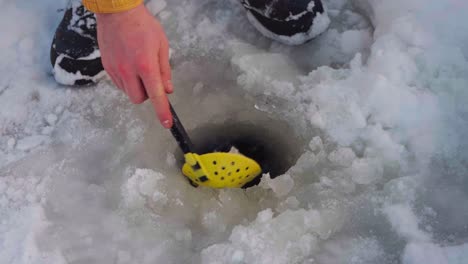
{"left": 82, "top": 0, "right": 143, "bottom": 13}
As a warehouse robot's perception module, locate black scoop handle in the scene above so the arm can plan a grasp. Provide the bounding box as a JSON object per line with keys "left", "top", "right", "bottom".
{"left": 169, "top": 103, "right": 194, "bottom": 154}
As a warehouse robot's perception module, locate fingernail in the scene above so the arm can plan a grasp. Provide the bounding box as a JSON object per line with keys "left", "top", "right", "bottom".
{"left": 162, "top": 120, "right": 172, "bottom": 128}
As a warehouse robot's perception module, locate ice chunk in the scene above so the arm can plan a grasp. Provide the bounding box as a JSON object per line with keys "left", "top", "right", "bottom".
{"left": 260, "top": 174, "right": 295, "bottom": 197}
{"left": 310, "top": 111, "right": 325, "bottom": 129}
{"left": 328, "top": 147, "right": 356, "bottom": 167}
{"left": 256, "top": 208, "right": 274, "bottom": 223}
{"left": 202, "top": 208, "right": 323, "bottom": 264}
{"left": 309, "top": 136, "right": 324, "bottom": 153}
{"left": 276, "top": 196, "right": 300, "bottom": 212}
{"left": 228, "top": 146, "right": 241, "bottom": 154}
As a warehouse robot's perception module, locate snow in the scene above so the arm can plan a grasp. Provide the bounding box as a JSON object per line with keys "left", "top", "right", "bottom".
{"left": 201, "top": 208, "right": 323, "bottom": 264}
{"left": 1, "top": 0, "right": 468, "bottom": 263}
{"left": 383, "top": 203, "right": 432, "bottom": 242}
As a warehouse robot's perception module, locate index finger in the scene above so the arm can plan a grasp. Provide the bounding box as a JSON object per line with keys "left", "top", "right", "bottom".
{"left": 140, "top": 63, "right": 173, "bottom": 128}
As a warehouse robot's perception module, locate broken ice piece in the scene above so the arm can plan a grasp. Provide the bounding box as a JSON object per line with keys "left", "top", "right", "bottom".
{"left": 228, "top": 146, "right": 240, "bottom": 154}
{"left": 260, "top": 173, "right": 294, "bottom": 197}
{"left": 309, "top": 136, "right": 323, "bottom": 152}
{"left": 328, "top": 147, "right": 356, "bottom": 167}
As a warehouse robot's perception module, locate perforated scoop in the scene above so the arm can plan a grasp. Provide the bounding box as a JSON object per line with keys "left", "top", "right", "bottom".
{"left": 169, "top": 104, "right": 262, "bottom": 188}
{"left": 182, "top": 153, "right": 262, "bottom": 188}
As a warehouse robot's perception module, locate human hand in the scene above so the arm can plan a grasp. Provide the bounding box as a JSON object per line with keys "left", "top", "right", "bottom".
{"left": 96, "top": 4, "right": 173, "bottom": 128}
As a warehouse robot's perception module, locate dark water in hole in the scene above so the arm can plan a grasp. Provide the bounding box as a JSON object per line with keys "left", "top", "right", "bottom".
{"left": 175, "top": 117, "right": 307, "bottom": 188}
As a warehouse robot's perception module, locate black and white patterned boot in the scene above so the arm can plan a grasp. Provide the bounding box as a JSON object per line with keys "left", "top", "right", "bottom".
{"left": 241, "top": 0, "right": 330, "bottom": 45}
{"left": 50, "top": 0, "right": 105, "bottom": 86}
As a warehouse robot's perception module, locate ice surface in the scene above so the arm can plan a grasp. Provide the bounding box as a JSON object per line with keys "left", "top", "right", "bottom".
{"left": 1, "top": 0, "right": 468, "bottom": 263}
{"left": 403, "top": 242, "right": 468, "bottom": 264}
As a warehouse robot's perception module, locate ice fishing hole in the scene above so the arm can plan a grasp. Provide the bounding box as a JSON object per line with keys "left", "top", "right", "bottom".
{"left": 175, "top": 118, "right": 306, "bottom": 188}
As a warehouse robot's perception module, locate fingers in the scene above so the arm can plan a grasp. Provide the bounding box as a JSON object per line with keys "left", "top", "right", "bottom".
{"left": 123, "top": 76, "right": 147, "bottom": 104}
{"left": 108, "top": 71, "right": 124, "bottom": 91}
{"left": 102, "top": 40, "right": 173, "bottom": 129}
{"left": 159, "top": 38, "right": 173, "bottom": 94}
{"left": 107, "top": 63, "right": 147, "bottom": 104}
{"left": 140, "top": 61, "right": 173, "bottom": 128}
{"left": 114, "top": 64, "right": 148, "bottom": 104}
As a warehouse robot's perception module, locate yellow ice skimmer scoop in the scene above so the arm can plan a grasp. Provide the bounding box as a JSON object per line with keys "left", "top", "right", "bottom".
{"left": 182, "top": 153, "right": 262, "bottom": 188}
{"left": 169, "top": 104, "right": 262, "bottom": 189}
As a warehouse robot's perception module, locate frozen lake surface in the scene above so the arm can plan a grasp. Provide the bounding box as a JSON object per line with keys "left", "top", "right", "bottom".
{"left": 1, "top": 0, "right": 468, "bottom": 263}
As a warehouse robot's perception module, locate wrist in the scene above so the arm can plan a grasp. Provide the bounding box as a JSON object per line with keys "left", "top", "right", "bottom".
{"left": 83, "top": 0, "right": 143, "bottom": 14}
{"left": 96, "top": 3, "right": 146, "bottom": 22}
